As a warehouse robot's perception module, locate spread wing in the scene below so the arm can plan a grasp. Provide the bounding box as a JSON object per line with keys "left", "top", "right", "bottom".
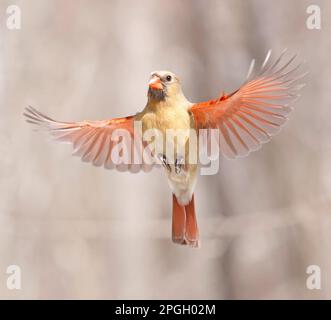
{"left": 24, "top": 106, "right": 154, "bottom": 173}
{"left": 190, "top": 50, "right": 307, "bottom": 159}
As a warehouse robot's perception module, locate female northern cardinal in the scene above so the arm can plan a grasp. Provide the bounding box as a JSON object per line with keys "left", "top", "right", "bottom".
{"left": 24, "top": 51, "right": 306, "bottom": 248}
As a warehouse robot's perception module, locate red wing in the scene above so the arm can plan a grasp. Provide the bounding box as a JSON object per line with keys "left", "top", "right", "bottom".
{"left": 24, "top": 106, "right": 153, "bottom": 173}
{"left": 190, "top": 50, "right": 307, "bottom": 159}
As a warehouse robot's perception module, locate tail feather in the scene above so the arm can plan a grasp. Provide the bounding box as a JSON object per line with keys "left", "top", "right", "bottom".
{"left": 172, "top": 194, "right": 200, "bottom": 248}
{"left": 184, "top": 194, "right": 199, "bottom": 248}
{"left": 172, "top": 194, "right": 186, "bottom": 245}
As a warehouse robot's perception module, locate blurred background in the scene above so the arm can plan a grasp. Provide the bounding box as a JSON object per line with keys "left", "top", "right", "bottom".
{"left": 0, "top": 0, "right": 330, "bottom": 299}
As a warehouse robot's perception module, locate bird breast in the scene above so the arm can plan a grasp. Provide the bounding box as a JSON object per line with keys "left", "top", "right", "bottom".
{"left": 141, "top": 104, "right": 191, "bottom": 133}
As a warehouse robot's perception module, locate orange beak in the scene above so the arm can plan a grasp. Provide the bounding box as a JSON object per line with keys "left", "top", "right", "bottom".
{"left": 149, "top": 77, "right": 163, "bottom": 90}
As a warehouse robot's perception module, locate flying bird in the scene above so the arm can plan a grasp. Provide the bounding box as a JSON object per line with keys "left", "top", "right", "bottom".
{"left": 24, "top": 50, "right": 306, "bottom": 248}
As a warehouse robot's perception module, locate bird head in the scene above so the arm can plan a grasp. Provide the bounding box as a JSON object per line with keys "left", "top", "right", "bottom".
{"left": 147, "top": 71, "right": 182, "bottom": 102}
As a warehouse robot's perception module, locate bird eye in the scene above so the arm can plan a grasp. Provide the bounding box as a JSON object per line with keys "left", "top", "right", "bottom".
{"left": 166, "top": 75, "right": 172, "bottom": 82}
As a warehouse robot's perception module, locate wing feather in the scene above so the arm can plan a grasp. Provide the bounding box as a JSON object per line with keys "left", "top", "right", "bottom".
{"left": 23, "top": 106, "right": 153, "bottom": 172}
{"left": 190, "top": 51, "right": 307, "bottom": 159}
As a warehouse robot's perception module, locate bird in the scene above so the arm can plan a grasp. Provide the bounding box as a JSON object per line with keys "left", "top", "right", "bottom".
{"left": 24, "top": 50, "right": 306, "bottom": 248}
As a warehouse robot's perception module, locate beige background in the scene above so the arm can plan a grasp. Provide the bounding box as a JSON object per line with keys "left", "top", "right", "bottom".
{"left": 0, "top": 0, "right": 330, "bottom": 299}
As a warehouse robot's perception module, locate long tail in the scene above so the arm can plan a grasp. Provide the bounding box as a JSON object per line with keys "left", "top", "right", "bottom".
{"left": 172, "top": 194, "right": 200, "bottom": 248}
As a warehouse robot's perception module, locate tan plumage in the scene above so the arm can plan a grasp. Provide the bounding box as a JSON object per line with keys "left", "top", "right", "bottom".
{"left": 24, "top": 50, "right": 306, "bottom": 248}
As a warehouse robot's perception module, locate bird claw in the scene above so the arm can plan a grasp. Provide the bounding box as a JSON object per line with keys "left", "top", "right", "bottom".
{"left": 157, "top": 154, "right": 186, "bottom": 175}
{"left": 157, "top": 153, "right": 171, "bottom": 172}
{"left": 175, "top": 156, "right": 185, "bottom": 175}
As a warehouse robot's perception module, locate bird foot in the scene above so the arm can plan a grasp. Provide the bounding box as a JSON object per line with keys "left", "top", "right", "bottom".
{"left": 157, "top": 154, "right": 186, "bottom": 175}
{"left": 174, "top": 156, "right": 185, "bottom": 175}
{"left": 157, "top": 153, "right": 171, "bottom": 172}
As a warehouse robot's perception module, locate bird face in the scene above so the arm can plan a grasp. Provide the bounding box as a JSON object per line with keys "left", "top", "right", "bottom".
{"left": 148, "top": 71, "right": 180, "bottom": 101}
